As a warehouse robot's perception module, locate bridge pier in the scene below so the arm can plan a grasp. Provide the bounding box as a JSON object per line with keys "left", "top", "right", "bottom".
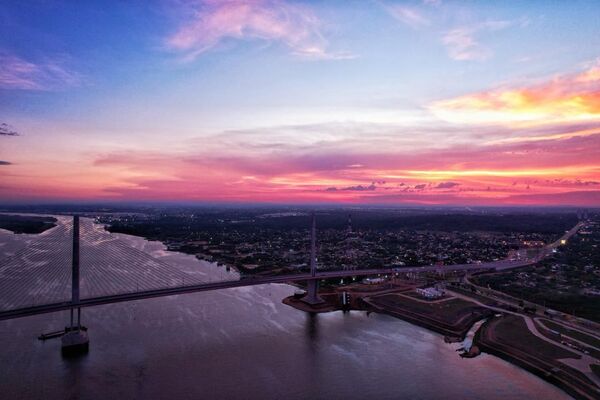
{"left": 61, "top": 322, "right": 88, "bottom": 356}
{"left": 62, "top": 216, "right": 88, "bottom": 356}
{"left": 303, "top": 279, "right": 324, "bottom": 305}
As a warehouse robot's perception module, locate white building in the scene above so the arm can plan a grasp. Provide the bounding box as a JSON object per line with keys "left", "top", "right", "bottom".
{"left": 416, "top": 287, "right": 444, "bottom": 299}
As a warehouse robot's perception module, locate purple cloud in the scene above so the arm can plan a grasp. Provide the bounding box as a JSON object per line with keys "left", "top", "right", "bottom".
{"left": 0, "top": 123, "right": 19, "bottom": 136}
{"left": 325, "top": 183, "right": 377, "bottom": 192}
{"left": 0, "top": 52, "right": 81, "bottom": 90}
{"left": 435, "top": 181, "right": 460, "bottom": 189}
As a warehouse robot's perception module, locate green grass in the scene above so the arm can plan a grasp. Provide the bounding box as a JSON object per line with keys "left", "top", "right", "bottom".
{"left": 0, "top": 214, "right": 57, "bottom": 234}
{"left": 493, "top": 315, "right": 578, "bottom": 360}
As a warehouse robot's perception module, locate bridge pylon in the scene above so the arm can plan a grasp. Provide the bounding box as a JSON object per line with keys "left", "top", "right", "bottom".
{"left": 61, "top": 215, "right": 89, "bottom": 356}
{"left": 302, "top": 213, "right": 324, "bottom": 305}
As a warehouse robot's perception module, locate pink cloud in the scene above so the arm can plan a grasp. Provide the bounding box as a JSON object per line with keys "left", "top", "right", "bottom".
{"left": 442, "top": 20, "right": 512, "bottom": 61}
{"left": 384, "top": 5, "right": 430, "bottom": 29}
{"left": 76, "top": 127, "right": 600, "bottom": 205}
{"left": 0, "top": 51, "right": 81, "bottom": 90}
{"left": 166, "top": 0, "right": 353, "bottom": 60}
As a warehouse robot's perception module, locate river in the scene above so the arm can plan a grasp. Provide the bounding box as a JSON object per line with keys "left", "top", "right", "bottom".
{"left": 0, "top": 220, "right": 571, "bottom": 399}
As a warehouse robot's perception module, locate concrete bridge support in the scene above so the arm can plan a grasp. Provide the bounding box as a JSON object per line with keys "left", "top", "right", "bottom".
{"left": 303, "top": 279, "right": 324, "bottom": 305}
{"left": 61, "top": 215, "right": 89, "bottom": 356}
{"left": 302, "top": 213, "right": 324, "bottom": 305}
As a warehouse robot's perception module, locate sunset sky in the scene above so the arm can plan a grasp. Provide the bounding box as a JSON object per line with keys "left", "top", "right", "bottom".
{"left": 1, "top": 0, "right": 599, "bottom": 205}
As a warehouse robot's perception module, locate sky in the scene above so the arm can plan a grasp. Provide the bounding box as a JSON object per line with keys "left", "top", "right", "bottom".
{"left": 1, "top": 0, "right": 599, "bottom": 206}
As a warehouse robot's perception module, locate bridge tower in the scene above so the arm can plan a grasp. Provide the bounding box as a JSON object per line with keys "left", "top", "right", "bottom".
{"left": 302, "top": 213, "right": 324, "bottom": 305}
{"left": 343, "top": 212, "right": 358, "bottom": 271}
{"left": 61, "top": 215, "right": 89, "bottom": 355}
{"left": 347, "top": 213, "right": 352, "bottom": 234}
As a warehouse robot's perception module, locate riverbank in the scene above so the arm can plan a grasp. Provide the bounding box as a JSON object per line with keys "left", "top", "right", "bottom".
{"left": 364, "top": 293, "right": 493, "bottom": 340}
{"left": 474, "top": 315, "right": 600, "bottom": 400}
{"left": 284, "top": 282, "right": 491, "bottom": 341}
{"left": 284, "top": 283, "right": 600, "bottom": 400}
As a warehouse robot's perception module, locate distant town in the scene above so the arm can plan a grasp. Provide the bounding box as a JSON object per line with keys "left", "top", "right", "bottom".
{"left": 98, "top": 208, "right": 573, "bottom": 274}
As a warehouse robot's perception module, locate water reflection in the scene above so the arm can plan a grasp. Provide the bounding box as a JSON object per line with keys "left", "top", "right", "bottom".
{"left": 306, "top": 312, "right": 319, "bottom": 343}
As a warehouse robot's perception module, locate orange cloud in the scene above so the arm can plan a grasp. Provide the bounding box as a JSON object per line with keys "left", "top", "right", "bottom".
{"left": 430, "top": 60, "right": 600, "bottom": 126}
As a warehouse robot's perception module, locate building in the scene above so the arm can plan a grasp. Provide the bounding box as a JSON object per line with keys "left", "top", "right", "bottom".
{"left": 416, "top": 287, "right": 444, "bottom": 299}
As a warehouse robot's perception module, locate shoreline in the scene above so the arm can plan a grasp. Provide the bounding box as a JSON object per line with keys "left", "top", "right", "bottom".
{"left": 283, "top": 286, "right": 491, "bottom": 341}
{"left": 474, "top": 316, "right": 600, "bottom": 400}
{"left": 283, "top": 290, "right": 600, "bottom": 400}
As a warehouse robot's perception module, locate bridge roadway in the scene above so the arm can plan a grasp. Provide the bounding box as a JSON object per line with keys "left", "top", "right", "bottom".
{"left": 0, "top": 260, "right": 529, "bottom": 321}
{"left": 0, "top": 216, "right": 582, "bottom": 321}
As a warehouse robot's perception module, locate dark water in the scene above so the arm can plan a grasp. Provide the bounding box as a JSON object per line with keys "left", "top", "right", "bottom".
{"left": 0, "top": 227, "right": 570, "bottom": 400}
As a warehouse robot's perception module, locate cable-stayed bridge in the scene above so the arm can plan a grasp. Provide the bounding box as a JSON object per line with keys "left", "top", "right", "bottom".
{"left": 0, "top": 215, "right": 538, "bottom": 320}
{"left": 0, "top": 215, "right": 580, "bottom": 352}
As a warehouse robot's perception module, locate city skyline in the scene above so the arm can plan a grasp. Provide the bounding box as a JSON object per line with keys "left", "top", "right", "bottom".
{"left": 1, "top": 0, "right": 599, "bottom": 205}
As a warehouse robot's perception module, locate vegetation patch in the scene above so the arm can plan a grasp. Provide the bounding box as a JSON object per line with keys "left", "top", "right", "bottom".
{"left": 493, "top": 315, "right": 578, "bottom": 360}
{"left": 0, "top": 214, "right": 57, "bottom": 234}
{"left": 371, "top": 294, "right": 485, "bottom": 322}
{"left": 473, "top": 217, "right": 600, "bottom": 322}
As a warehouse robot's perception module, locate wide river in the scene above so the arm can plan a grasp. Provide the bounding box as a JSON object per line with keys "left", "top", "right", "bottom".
{"left": 0, "top": 222, "right": 571, "bottom": 399}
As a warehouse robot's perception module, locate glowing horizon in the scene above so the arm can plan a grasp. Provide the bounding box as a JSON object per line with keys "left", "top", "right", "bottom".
{"left": 1, "top": 1, "right": 599, "bottom": 206}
